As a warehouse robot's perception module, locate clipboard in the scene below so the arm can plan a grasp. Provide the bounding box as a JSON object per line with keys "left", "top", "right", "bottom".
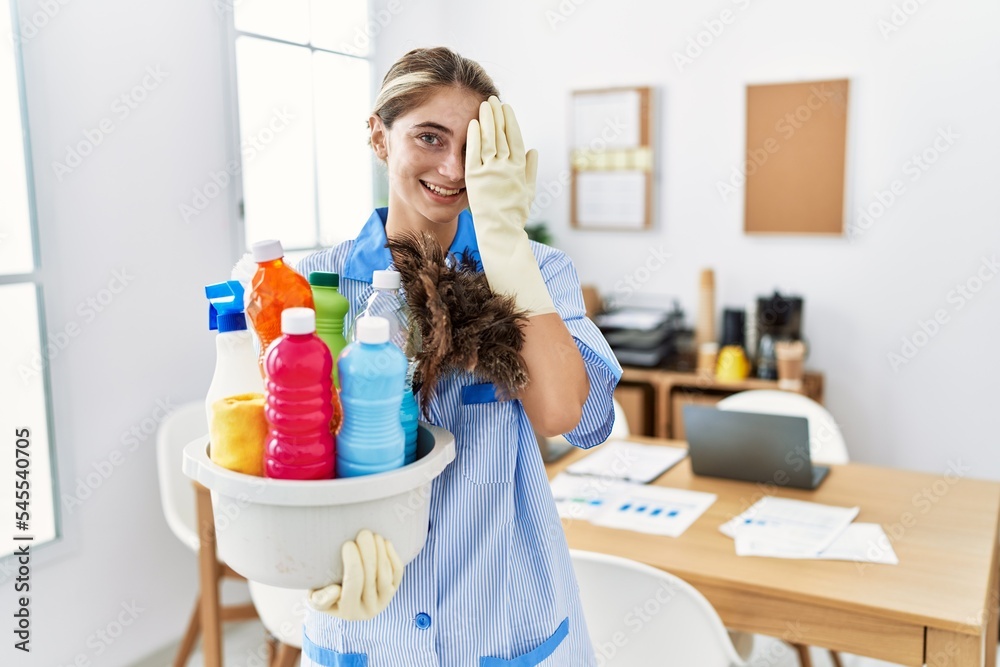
{"left": 569, "top": 87, "right": 655, "bottom": 231}
{"left": 744, "top": 79, "right": 850, "bottom": 235}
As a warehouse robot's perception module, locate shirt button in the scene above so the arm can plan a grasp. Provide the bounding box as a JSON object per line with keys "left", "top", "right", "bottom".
{"left": 414, "top": 612, "right": 432, "bottom": 629}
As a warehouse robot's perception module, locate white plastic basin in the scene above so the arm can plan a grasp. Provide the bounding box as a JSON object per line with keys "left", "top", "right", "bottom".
{"left": 182, "top": 423, "right": 455, "bottom": 589}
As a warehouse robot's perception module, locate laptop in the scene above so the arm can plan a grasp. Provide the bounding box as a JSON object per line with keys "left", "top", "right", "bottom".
{"left": 682, "top": 405, "right": 830, "bottom": 490}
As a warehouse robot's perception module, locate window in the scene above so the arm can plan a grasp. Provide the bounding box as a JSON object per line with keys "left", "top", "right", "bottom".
{"left": 1, "top": 0, "right": 59, "bottom": 558}
{"left": 225, "top": 0, "right": 377, "bottom": 257}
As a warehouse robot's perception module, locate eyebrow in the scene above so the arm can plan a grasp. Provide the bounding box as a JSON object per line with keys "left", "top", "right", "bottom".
{"left": 410, "top": 122, "right": 453, "bottom": 135}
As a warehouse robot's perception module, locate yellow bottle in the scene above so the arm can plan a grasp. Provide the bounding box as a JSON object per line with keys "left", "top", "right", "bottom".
{"left": 715, "top": 345, "right": 750, "bottom": 382}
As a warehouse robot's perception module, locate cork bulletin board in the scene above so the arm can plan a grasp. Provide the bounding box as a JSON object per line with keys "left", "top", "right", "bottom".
{"left": 744, "top": 79, "right": 849, "bottom": 235}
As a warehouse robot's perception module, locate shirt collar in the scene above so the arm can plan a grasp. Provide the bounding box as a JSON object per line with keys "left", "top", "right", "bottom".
{"left": 343, "top": 207, "right": 481, "bottom": 283}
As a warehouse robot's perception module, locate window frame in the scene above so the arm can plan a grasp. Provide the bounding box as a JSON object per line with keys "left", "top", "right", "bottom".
{"left": 220, "top": 5, "right": 379, "bottom": 259}
{"left": 0, "top": 0, "right": 62, "bottom": 560}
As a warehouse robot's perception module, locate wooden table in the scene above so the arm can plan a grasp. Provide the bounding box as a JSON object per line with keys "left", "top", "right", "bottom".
{"left": 546, "top": 437, "right": 1000, "bottom": 666}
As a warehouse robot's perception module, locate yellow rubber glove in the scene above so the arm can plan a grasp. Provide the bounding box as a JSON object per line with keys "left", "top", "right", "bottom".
{"left": 465, "top": 96, "right": 555, "bottom": 317}
{"left": 307, "top": 530, "right": 404, "bottom": 621}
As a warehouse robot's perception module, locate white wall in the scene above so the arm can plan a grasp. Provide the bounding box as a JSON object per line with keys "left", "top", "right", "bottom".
{"left": 2, "top": 1, "right": 997, "bottom": 665}
{"left": 2, "top": 0, "right": 241, "bottom": 665}
{"left": 379, "top": 0, "right": 1000, "bottom": 475}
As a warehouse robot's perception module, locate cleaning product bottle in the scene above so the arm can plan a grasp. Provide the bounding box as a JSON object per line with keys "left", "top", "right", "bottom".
{"left": 264, "top": 307, "right": 335, "bottom": 480}
{"left": 399, "top": 363, "right": 419, "bottom": 465}
{"left": 309, "top": 272, "right": 350, "bottom": 388}
{"left": 308, "top": 271, "right": 347, "bottom": 437}
{"left": 246, "top": 239, "right": 314, "bottom": 377}
{"left": 347, "top": 270, "right": 407, "bottom": 347}
{"left": 336, "top": 316, "right": 407, "bottom": 477}
{"left": 348, "top": 269, "right": 419, "bottom": 463}
{"left": 204, "top": 280, "right": 265, "bottom": 433}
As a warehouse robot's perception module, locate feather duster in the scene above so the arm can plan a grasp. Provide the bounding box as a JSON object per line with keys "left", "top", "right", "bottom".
{"left": 386, "top": 231, "right": 531, "bottom": 416}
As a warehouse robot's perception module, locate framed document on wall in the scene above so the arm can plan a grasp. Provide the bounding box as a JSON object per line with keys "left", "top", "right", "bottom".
{"left": 570, "top": 86, "right": 654, "bottom": 231}
{"left": 744, "top": 79, "right": 850, "bottom": 235}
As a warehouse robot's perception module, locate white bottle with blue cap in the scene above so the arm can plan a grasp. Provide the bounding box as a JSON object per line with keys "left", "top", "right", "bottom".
{"left": 204, "top": 280, "right": 265, "bottom": 433}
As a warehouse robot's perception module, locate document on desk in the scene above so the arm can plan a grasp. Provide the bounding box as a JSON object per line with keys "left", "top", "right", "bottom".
{"left": 566, "top": 440, "right": 687, "bottom": 483}
{"left": 720, "top": 497, "right": 859, "bottom": 558}
{"left": 550, "top": 473, "right": 716, "bottom": 537}
{"left": 815, "top": 523, "right": 899, "bottom": 565}
{"left": 590, "top": 484, "right": 717, "bottom": 537}
{"left": 550, "top": 472, "right": 633, "bottom": 522}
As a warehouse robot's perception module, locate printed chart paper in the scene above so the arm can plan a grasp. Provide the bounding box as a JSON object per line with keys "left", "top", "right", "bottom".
{"left": 550, "top": 473, "right": 716, "bottom": 537}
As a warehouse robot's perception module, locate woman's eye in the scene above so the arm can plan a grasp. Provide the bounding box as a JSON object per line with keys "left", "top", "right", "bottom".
{"left": 419, "top": 134, "right": 440, "bottom": 146}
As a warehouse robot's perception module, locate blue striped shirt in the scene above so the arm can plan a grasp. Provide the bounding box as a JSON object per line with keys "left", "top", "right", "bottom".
{"left": 296, "top": 208, "right": 622, "bottom": 667}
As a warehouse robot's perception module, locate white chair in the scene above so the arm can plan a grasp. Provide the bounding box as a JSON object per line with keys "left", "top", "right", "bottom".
{"left": 248, "top": 581, "right": 308, "bottom": 667}
{"left": 716, "top": 390, "right": 848, "bottom": 667}
{"left": 570, "top": 550, "right": 752, "bottom": 666}
{"left": 610, "top": 397, "right": 630, "bottom": 439}
{"left": 716, "top": 390, "right": 849, "bottom": 465}
{"left": 539, "top": 397, "right": 630, "bottom": 462}
{"left": 156, "top": 401, "right": 258, "bottom": 667}
{"left": 157, "top": 402, "right": 207, "bottom": 553}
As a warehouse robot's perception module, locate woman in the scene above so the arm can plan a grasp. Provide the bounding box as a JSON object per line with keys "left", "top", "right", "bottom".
{"left": 297, "top": 46, "right": 621, "bottom": 667}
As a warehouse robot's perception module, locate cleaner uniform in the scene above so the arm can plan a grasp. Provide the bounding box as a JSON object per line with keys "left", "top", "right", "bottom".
{"left": 297, "top": 207, "right": 622, "bottom": 667}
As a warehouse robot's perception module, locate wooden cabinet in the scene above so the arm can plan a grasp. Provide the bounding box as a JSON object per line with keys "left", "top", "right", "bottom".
{"left": 615, "top": 368, "right": 824, "bottom": 439}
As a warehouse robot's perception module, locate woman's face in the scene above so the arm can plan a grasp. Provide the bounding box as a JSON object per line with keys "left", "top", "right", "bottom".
{"left": 372, "top": 86, "right": 483, "bottom": 227}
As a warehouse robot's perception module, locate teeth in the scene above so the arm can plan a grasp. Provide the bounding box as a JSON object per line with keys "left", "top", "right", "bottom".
{"left": 423, "top": 181, "right": 461, "bottom": 196}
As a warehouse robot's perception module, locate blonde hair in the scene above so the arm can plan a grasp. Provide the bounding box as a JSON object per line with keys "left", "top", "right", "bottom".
{"left": 371, "top": 47, "right": 499, "bottom": 131}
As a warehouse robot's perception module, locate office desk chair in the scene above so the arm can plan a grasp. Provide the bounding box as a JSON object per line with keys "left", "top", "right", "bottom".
{"left": 716, "top": 390, "right": 848, "bottom": 465}
{"left": 156, "top": 401, "right": 259, "bottom": 667}
{"left": 571, "top": 550, "right": 752, "bottom": 666}
{"left": 717, "top": 390, "right": 848, "bottom": 667}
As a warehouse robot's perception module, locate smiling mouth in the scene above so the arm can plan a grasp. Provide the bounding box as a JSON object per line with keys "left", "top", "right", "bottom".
{"left": 421, "top": 180, "right": 464, "bottom": 197}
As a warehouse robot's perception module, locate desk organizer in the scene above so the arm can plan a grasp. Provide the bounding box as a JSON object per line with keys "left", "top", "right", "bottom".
{"left": 183, "top": 423, "right": 455, "bottom": 589}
